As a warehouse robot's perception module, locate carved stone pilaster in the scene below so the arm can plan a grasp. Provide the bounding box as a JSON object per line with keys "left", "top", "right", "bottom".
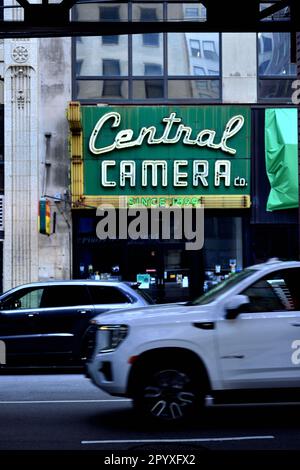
{"left": 3, "top": 39, "right": 39, "bottom": 290}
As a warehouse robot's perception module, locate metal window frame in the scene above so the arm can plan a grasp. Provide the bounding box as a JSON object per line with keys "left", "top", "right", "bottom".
{"left": 72, "top": 1, "right": 222, "bottom": 103}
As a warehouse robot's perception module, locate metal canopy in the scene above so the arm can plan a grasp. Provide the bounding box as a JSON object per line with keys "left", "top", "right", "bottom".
{"left": 0, "top": 0, "right": 298, "bottom": 39}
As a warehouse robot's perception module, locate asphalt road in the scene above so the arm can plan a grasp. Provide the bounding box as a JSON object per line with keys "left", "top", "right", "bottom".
{"left": 0, "top": 372, "right": 300, "bottom": 463}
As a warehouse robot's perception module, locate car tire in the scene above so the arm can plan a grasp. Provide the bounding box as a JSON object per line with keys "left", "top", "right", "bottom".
{"left": 132, "top": 359, "right": 204, "bottom": 423}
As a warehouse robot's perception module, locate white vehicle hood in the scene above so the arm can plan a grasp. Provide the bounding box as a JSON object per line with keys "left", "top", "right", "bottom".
{"left": 92, "top": 302, "right": 217, "bottom": 326}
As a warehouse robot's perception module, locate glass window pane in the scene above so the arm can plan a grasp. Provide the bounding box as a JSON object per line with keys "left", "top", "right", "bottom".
{"left": 75, "top": 36, "right": 128, "bottom": 76}
{"left": 76, "top": 80, "right": 128, "bottom": 99}
{"left": 2, "top": 288, "right": 44, "bottom": 310}
{"left": 89, "top": 286, "right": 129, "bottom": 304}
{"left": 132, "top": 3, "right": 163, "bottom": 21}
{"left": 258, "top": 78, "right": 295, "bottom": 101}
{"left": 132, "top": 34, "right": 164, "bottom": 76}
{"left": 133, "top": 80, "right": 164, "bottom": 99}
{"left": 42, "top": 286, "right": 90, "bottom": 308}
{"left": 168, "top": 3, "right": 207, "bottom": 22}
{"left": 258, "top": 33, "right": 296, "bottom": 76}
{"left": 168, "top": 79, "right": 220, "bottom": 100}
{"left": 168, "top": 33, "right": 220, "bottom": 76}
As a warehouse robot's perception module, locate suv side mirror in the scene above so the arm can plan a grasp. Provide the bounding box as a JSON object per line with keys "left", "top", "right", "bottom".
{"left": 224, "top": 295, "right": 250, "bottom": 320}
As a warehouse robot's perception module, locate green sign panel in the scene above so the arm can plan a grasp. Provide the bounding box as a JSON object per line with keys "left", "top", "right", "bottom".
{"left": 81, "top": 106, "right": 251, "bottom": 206}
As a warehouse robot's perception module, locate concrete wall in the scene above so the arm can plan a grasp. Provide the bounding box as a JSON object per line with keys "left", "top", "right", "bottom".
{"left": 222, "top": 33, "right": 257, "bottom": 103}
{"left": 38, "top": 38, "right": 72, "bottom": 281}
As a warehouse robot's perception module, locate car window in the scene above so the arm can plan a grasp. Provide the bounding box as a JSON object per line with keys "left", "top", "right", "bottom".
{"left": 41, "top": 285, "right": 91, "bottom": 308}
{"left": 1, "top": 287, "right": 44, "bottom": 310}
{"left": 241, "top": 268, "right": 300, "bottom": 313}
{"left": 88, "top": 286, "right": 130, "bottom": 304}
{"left": 190, "top": 269, "right": 256, "bottom": 306}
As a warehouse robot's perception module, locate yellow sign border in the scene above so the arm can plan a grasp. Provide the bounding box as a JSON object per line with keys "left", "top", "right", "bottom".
{"left": 67, "top": 102, "right": 251, "bottom": 210}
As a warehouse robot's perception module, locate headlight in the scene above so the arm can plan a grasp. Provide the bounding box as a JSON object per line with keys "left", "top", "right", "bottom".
{"left": 97, "top": 324, "right": 128, "bottom": 353}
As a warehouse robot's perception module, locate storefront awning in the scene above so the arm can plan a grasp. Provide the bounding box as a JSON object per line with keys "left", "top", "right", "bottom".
{"left": 265, "top": 108, "right": 298, "bottom": 211}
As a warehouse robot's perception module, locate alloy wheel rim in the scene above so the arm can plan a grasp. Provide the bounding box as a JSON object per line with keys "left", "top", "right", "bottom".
{"left": 143, "top": 369, "right": 196, "bottom": 420}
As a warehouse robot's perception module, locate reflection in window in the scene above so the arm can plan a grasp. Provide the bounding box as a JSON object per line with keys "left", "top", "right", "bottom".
{"left": 242, "top": 272, "right": 297, "bottom": 312}
{"left": 168, "top": 33, "right": 220, "bottom": 76}
{"left": 76, "top": 35, "right": 128, "bottom": 77}
{"left": 168, "top": 80, "right": 220, "bottom": 100}
{"left": 132, "top": 34, "right": 163, "bottom": 76}
{"left": 258, "top": 32, "right": 296, "bottom": 76}
{"left": 76, "top": 80, "right": 128, "bottom": 99}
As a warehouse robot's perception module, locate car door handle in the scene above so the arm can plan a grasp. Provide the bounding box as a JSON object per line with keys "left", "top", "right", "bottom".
{"left": 77, "top": 309, "right": 92, "bottom": 315}
{"left": 27, "top": 313, "right": 39, "bottom": 318}
{"left": 291, "top": 323, "right": 300, "bottom": 327}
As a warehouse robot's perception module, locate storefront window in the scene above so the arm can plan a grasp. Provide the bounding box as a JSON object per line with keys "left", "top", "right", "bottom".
{"left": 203, "top": 216, "right": 243, "bottom": 292}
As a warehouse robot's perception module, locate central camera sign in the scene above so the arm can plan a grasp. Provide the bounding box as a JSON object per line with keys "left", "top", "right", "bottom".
{"left": 70, "top": 105, "right": 251, "bottom": 208}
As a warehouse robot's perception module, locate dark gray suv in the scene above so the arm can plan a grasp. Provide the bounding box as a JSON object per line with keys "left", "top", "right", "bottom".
{"left": 0, "top": 280, "right": 152, "bottom": 366}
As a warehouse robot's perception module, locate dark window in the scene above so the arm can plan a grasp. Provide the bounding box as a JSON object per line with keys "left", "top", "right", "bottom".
{"left": 202, "top": 40, "right": 218, "bottom": 61}
{"left": 241, "top": 269, "right": 300, "bottom": 312}
{"left": 102, "top": 80, "right": 123, "bottom": 97}
{"left": 102, "top": 36, "right": 119, "bottom": 45}
{"left": 140, "top": 8, "right": 157, "bottom": 21}
{"left": 143, "top": 33, "right": 160, "bottom": 47}
{"left": 145, "top": 80, "right": 164, "bottom": 98}
{"left": 144, "top": 63, "right": 163, "bottom": 76}
{"left": 1, "top": 287, "right": 44, "bottom": 310}
{"left": 103, "top": 59, "right": 120, "bottom": 76}
{"left": 41, "top": 285, "right": 91, "bottom": 308}
{"left": 89, "top": 286, "right": 130, "bottom": 304}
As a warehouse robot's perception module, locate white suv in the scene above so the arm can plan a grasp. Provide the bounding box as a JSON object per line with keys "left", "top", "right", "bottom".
{"left": 87, "top": 260, "right": 300, "bottom": 421}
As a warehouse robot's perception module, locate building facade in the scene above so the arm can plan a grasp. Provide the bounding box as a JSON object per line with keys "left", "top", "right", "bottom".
{"left": 1, "top": 1, "right": 298, "bottom": 301}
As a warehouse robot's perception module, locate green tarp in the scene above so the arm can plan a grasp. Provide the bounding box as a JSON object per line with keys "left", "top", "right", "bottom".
{"left": 265, "top": 108, "right": 298, "bottom": 211}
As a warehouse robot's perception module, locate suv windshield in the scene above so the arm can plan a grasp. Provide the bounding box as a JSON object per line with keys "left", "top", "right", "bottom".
{"left": 190, "top": 268, "right": 256, "bottom": 306}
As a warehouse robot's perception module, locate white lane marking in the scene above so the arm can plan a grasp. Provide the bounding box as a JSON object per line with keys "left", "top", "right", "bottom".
{"left": 0, "top": 399, "right": 131, "bottom": 404}
{"left": 81, "top": 435, "right": 275, "bottom": 445}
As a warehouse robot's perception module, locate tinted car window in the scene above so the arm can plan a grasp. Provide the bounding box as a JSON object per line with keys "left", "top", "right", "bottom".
{"left": 88, "top": 286, "right": 130, "bottom": 304}
{"left": 41, "top": 285, "right": 91, "bottom": 308}
{"left": 241, "top": 268, "right": 300, "bottom": 312}
{"left": 1, "top": 287, "right": 44, "bottom": 310}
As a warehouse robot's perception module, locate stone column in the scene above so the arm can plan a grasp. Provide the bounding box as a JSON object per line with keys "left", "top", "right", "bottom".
{"left": 3, "top": 39, "right": 39, "bottom": 290}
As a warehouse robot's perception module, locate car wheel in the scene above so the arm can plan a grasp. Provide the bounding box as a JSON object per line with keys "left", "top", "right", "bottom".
{"left": 133, "top": 361, "right": 203, "bottom": 422}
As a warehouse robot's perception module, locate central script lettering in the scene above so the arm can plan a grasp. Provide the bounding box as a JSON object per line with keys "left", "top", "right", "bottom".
{"left": 89, "top": 112, "right": 244, "bottom": 157}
